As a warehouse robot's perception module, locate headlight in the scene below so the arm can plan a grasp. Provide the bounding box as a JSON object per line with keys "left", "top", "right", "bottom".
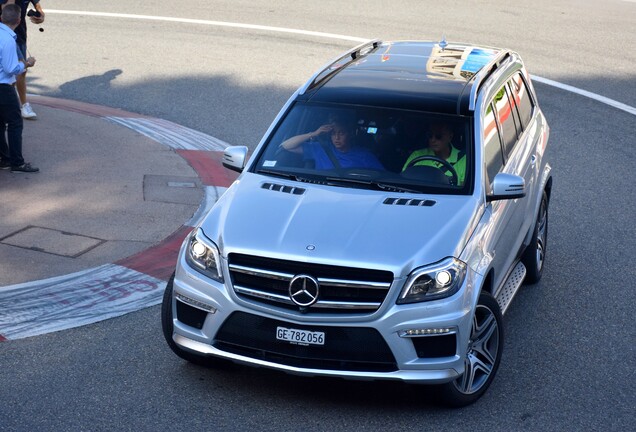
{"left": 397, "top": 257, "right": 466, "bottom": 304}
{"left": 185, "top": 228, "right": 224, "bottom": 282}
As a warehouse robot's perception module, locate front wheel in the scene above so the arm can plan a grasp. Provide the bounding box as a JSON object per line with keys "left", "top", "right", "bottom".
{"left": 522, "top": 191, "right": 549, "bottom": 284}
{"left": 439, "top": 291, "right": 503, "bottom": 407}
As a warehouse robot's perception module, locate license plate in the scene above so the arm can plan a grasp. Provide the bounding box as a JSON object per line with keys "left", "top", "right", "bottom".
{"left": 276, "top": 326, "right": 325, "bottom": 346}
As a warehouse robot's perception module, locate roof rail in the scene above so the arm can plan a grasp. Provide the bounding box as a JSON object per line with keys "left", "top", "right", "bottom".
{"left": 468, "top": 51, "right": 512, "bottom": 111}
{"left": 299, "top": 39, "right": 382, "bottom": 95}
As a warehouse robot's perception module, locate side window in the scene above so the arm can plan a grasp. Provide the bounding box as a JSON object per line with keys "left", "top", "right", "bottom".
{"left": 509, "top": 72, "right": 534, "bottom": 129}
{"left": 505, "top": 84, "right": 522, "bottom": 136}
{"left": 483, "top": 103, "right": 503, "bottom": 186}
{"left": 493, "top": 86, "right": 518, "bottom": 159}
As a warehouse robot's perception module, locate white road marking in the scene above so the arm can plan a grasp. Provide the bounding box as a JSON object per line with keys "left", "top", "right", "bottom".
{"left": 46, "top": 9, "right": 636, "bottom": 117}
{"left": 106, "top": 117, "right": 229, "bottom": 151}
{"left": 45, "top": 9, "right": 368, "bottom": 42}
{"left": 0, "top": 264, "right": 164, "bottom": 340}
{"left": 531, "top": 75, "right": 636, "bottom": 116}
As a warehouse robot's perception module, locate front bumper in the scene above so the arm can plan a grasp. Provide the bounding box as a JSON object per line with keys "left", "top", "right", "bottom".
{"left": 174, "top": 333, "right": 460, "bottom": 383}
{"left": 170, "top": 254, "right": 479, "bottom": 384}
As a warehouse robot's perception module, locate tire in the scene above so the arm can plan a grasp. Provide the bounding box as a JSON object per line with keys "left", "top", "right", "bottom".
{"left": 161, "top": 273, "right": 216, "bottom": 367}
{"left": 439, "top": 291, "right": 504, "bottom": 407}
{"left": 522, "top": 191, "right": 548, "bottom": 284}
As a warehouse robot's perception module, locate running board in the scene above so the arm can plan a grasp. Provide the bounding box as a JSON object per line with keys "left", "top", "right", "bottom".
{"left": 495, "top": 262, "right": 527, "bottom": 315}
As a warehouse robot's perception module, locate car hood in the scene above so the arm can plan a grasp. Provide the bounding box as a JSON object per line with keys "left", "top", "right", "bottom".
{"left": 201, "top": 174, "right": 480, "bottom": 277}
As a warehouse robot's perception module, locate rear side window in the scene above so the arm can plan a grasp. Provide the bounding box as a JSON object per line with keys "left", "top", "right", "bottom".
{"left": 509, "top": 72, "right": 534, "bottom": 129}
{"left": 483, "top": 103, "right": 503, "bottom": 185}
{"left": 493, "top": 86, "right": 518, "bottom": 158}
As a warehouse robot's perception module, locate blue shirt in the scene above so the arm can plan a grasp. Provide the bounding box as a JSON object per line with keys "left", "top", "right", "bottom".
{"left": 302, "top": 141, "right": 384, "bottom": 170}
{"left": 0, "top": 23, "right": 24, "bottom": 84}
{"left": 0, "top": 1, "right": 39, "bottom": 43}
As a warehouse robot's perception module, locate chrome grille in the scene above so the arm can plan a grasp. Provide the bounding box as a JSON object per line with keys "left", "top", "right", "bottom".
{"left": 228, "top": 254, "right": 393, "bottom": 314}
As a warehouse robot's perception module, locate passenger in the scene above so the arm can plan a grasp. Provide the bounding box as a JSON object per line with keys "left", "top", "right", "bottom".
{"left": 402, "top": 123, "right": 465, "bottom": 185}
{"left": 280, "top": 115, "right": 384, "bottom": 170}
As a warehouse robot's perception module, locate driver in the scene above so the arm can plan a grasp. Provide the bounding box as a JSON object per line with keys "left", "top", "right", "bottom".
{"left": 402, "top": 123, "right": 466, "bottom": 185}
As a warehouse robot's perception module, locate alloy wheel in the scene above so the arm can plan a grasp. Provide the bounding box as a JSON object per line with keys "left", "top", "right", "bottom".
{"left": 453, "top": 303, "right": 501, "bottom": 395}
{"left": 535, "top": 200, "right": 548, "bottom": 272}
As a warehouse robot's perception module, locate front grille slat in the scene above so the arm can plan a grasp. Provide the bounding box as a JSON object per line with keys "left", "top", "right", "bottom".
{"left": 228, "top": 254, "right": 393, "bottom": 314}
{"left": 317, "top": 277, "right": 391, "bottom": 289}
{"left": 312, "top": 300, "right": 380, "bottom": 310}
{"left": 234, "top": 285, "right": 294, "bottom": 304}
{"left": 234, "top": 285, "right": 382, "bottom": 310}
{"left": 229, "top": 264, "right": 294, "bottom": 281}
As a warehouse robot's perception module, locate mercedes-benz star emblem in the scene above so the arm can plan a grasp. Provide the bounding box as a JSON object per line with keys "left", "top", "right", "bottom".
{"left": 288, "top": 274, "right": 320, "bottom": 307}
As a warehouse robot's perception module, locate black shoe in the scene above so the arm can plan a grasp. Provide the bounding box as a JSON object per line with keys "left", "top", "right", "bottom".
{"left": 11, "top": 163, "right": 39, "bottom": 173}
{"left": 0, "top": 160, "right": 10, "bottom": 170}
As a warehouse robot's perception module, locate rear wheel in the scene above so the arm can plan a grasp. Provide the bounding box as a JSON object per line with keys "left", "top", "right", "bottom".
{"left": 439, "top": 291, "right": 503, "bottom": 407}
{"left": 161, "top": 273, "right": 217, "bottom": 367}
{"left": 522, "top": 191, "right": 548, "bottom": 284}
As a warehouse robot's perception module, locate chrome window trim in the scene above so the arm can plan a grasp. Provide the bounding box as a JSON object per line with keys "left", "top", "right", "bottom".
{"left": 473, "top": 54, "right": 525, "bottom": 201}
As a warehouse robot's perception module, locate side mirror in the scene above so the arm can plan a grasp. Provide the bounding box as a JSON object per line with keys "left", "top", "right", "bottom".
{"left": 486, "top": 173, "right": 526, "bottom": 202}
{"left": 222, "top": 146, "right": 249, "bottom": 173}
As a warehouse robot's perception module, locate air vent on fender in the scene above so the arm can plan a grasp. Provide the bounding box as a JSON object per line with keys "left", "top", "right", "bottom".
{"left": 261, "top": 183, "right": 306, "bottom": 195}
{"left": 383, "top": 197, "right": 436, "bottom": 207}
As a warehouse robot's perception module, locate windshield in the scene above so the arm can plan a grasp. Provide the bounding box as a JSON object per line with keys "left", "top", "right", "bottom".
{"left": 253, "top": 102, "right": 472, "bottom": 194}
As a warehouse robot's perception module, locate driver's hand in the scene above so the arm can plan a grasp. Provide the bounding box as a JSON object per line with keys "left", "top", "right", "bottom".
{"left": 313, "top": 124, "right": 333, "bottom": 136}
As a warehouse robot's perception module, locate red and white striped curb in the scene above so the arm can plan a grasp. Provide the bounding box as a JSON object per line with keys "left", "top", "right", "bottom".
{"left": 0, "top": 96, "right": 238, "bottom": 341}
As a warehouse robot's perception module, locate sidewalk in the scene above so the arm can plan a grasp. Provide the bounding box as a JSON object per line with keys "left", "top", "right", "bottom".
{"left": 0, "top": 96, "right": 236, "bottom": 340}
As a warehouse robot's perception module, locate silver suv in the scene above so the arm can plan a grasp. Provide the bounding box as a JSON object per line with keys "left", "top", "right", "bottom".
{"left": 162, "top": 40, "right": 552, "bottom": 406}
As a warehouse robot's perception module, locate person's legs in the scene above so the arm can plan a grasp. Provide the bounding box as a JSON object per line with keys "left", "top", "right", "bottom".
{"left": 0, "top": 101, "right": 9, "bottom": 163}
{"left": 16, "top": 72, "right": 26, "bottom": 105}
{"left": 16, "top": 41, "right": 36, "bottom": 119}
{"left": 0, "top": 85, "right": 38, "bottom": 172}
{"left": 0, "top": 122, "right": 10, "bottom": 168}
{"left": 0, "top": 86, "right": 25, "bottom": 167}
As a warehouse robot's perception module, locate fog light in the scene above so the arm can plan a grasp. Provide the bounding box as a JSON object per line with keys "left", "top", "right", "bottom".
{"left": 176, "top": 293, "right": 217, "bottom": 313}
{"left": 399, "top": 328, "right": 452, "bottom": 337}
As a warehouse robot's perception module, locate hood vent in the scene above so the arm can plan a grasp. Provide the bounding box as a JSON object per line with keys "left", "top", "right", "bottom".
{"left": 262, "top": 182, "right": 305, "bottom": 195}
{"left": 383, "top": 197, "right": 436, "bottom": 207}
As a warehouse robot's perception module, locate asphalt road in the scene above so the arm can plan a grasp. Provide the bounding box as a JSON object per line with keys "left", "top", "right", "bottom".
{"left": 1, "top": 1, "right": 635, "bottom": 431}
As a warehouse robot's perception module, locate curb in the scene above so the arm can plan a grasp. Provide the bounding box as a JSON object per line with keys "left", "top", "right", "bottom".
{"left": 0, "top": 96, "right": 238, "bottom": 341}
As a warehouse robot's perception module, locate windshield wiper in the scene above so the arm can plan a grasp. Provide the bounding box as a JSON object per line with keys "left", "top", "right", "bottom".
{"left": 256, "top": 169, "right": 298, "bottom": 180}
{"left": 256, "top": 169, "right": 327, "bottom": 185}
{"left": 325, "top": 177, "right": 422, "bottom": 194}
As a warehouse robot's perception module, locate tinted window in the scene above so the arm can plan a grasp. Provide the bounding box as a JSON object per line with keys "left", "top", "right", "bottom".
{"left": 509, "top": 72, "right": 534, "bottom": 129}
{"left": 493, "top": 86, "right": 518, "bottom": 159}
{"left": 253, "top": 102, "right": 473, "bottom": 194}
{"left": 483, "top": 103, "right": 503, "bottom": 185}
{"left": 505, "top": 84, "right": 522, "bottom": 136}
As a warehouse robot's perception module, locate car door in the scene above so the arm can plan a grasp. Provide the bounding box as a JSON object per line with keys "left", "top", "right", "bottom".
{"left": 505, "top": 72, "right": 544, "bottom": 239}
{"left": 482, "top": 78, "right": 532, "bottom": 291}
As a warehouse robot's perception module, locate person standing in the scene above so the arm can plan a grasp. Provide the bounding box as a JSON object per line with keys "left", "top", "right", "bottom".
{"left": 0, "top": 0, "right": 43, "bottom": 119}
{"left": 0, "top": 3, "right": 38, "bottom": 172}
